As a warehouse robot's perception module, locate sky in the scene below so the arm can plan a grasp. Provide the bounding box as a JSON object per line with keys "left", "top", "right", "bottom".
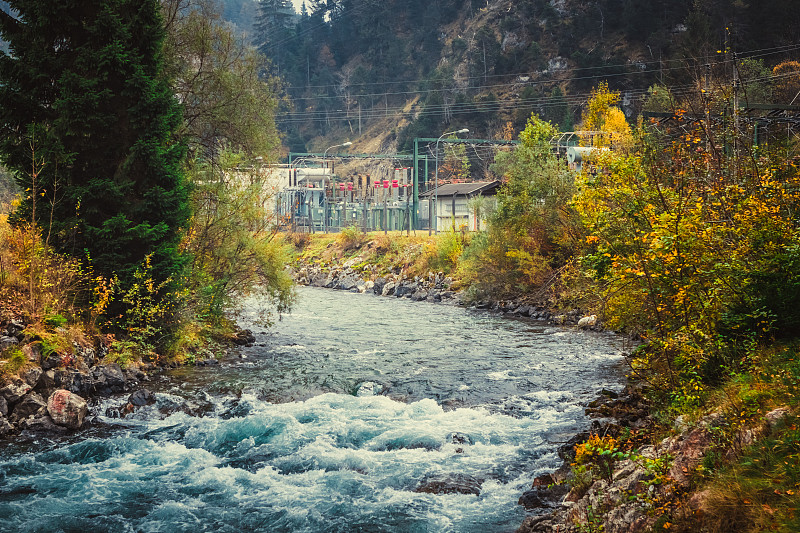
{"left": 290, "top": 0, "right": 304, "bottom": 13}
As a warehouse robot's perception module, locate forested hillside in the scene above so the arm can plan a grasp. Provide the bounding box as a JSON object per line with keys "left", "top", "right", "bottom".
{"left": 248, "top": 0, "right": 800, "bottom": 152}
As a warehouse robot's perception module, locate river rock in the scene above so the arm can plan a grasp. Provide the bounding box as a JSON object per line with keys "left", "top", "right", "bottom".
{"left": 128, "top": 388, "right": 156, "bottom": 407}
{"left": 337, "top": 275, "right": 359, "bottom": 291}
{"left": 411, "top": 290, "right": 428, "bottom": 301}
{"left": 54, "top": 368, "right": 93, "bottom": 396}
{"left": 355, "top": 381, "right": 383, "bottom": 396}
{"left": 11, "top": 391, "right": 47, "bottom": 421}
{"left": 415, "top": 474, "right": 483, "bottom": 496}
{"left": 0, "top": 395, "right": 7, "bottom": 417}
{"left": 451, "top": 432, "right": 474, "bottom": 446}
{"left": 381, "top": 281, "right": 396, "bottom": 296}
{"left": 394, "top": 282, "right": 417, "bottom": 298}
{"left": 309, "top": 271, "right": 328, "bottom": 287}
{"left": 373, "top": 277, "right": 387, "bottom": 295}
{"left": 518, "top": 473, "right": 570, "bottom": 510}
{"left": 232, "top": 329, "right": 256, "bottom": 346}
{"left": 1, "top": 378, "right": 32, "bottom": 404}
{"left": 47, "top": 389, "right": 88, "bottom": 429}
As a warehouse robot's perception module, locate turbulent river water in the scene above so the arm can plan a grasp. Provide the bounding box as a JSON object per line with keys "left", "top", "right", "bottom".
{"left": 0, "top": 287, "right": 628, "bottom": 533}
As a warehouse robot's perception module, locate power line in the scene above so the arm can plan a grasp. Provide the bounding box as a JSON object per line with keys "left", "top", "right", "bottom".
{"left": 277, "top": 43, "right": 800, "bottom": 93}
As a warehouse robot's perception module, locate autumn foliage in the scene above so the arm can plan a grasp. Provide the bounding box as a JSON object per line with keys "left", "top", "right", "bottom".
{"left": 574, "top": 109, "right": 800, "bottom": 404}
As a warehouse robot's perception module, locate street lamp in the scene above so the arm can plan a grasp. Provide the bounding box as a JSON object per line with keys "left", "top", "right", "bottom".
{"left": 322, "top": 142, "right": 351, "bottom": 233}
{"left": 432, "top": 128, "right": 469, "bottom": 234}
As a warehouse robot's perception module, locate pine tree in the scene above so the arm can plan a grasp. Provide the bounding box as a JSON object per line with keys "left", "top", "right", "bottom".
{"left": 0, "top": 0, "right": 189, "bottom": 303}
{"left": 255, "top": 0, "right": 296, "bottom": 72}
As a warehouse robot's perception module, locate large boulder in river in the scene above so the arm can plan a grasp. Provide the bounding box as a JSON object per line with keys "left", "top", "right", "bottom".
{"left": 47, "top": 389, "right": 88, "bottom": 429}
{"left": 128, "top": 388, "right": 156, "bottom": 407}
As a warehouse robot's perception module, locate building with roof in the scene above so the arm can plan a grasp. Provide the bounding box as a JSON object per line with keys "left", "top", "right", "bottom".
{"left": 421, "top": 181, "right": 501, "bottom": 233}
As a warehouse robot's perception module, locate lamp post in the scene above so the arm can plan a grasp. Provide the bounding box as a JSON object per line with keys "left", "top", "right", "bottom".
{"left": 431, "top": 128, "right": 468, "bottom": 235}
{"left": 322, "top": 142, "right": 351, "bottom": 233}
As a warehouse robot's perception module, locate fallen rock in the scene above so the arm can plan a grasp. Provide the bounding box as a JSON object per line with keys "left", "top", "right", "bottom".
{"left": 10, "top": 392, "right": 47, "bottom": 421}
{"left": 41, "top": 352, "right": 62, "bottom": 370}
{"left": 765, "top": 407, "right": 791, "bottom": 433}
{"left": 21, "top": 343, "right": 41, "bottom": 362}
{"left": 37, "top": 369, "right": 56, "bottom": 392}
{"left": 0, "top": 414, "right": 13, "bottom": 436}
{"left": 19, "top": 414, "right": 67, "bottom": 433}
{"left": 0, "top": 335, "right": 19, "bottom": 351}
{"left": 22, "top": 366, "right": 42, "bottom": 388}
{"left": 667, "top": 426, "right": 713, "bottom": 487}
{"left": 0, "top": 378, "right": 32, "bottom": 404}
{"left": 91, "top": 364, "right": 126, "bottom": 395}
{"left": 47, "top": 389, "right": 88, "bottom": 429}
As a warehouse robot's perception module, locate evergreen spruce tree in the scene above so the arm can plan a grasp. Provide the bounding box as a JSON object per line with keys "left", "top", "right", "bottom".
{"left": 0, "top": 1, "right": 189, "bottom": 305}
{"left": 255, "top": 0, "right": 296, "bottom": 74}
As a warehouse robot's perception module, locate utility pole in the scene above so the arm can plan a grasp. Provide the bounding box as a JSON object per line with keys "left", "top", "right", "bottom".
{"left": 704, "top": 63, "right": 711, "bottom": 159}
{"left": 733, "top": 50, "right": 740, "bottom": 179}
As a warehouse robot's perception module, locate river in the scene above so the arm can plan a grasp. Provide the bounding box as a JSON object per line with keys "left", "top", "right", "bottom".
{"left": 0, "top": 286, "right": 627, "bottom": 532}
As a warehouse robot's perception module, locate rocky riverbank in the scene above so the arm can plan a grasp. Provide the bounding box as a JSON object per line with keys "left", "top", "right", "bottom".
{"left": 515, "top": 387, "right": 792, "bottom": 533}
{"left": 0, "top": 319, "right": 151, "bottom": 435}
{"left": 293, "top": 262, "right": 603, "bottom": 329}
{"left": 0, "top": 319, "right": 255, "bottom": 438}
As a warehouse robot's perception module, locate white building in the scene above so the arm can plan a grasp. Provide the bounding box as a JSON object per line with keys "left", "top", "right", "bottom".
{"left": 421, "top": 181, "right": 500, "bottom": 232}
